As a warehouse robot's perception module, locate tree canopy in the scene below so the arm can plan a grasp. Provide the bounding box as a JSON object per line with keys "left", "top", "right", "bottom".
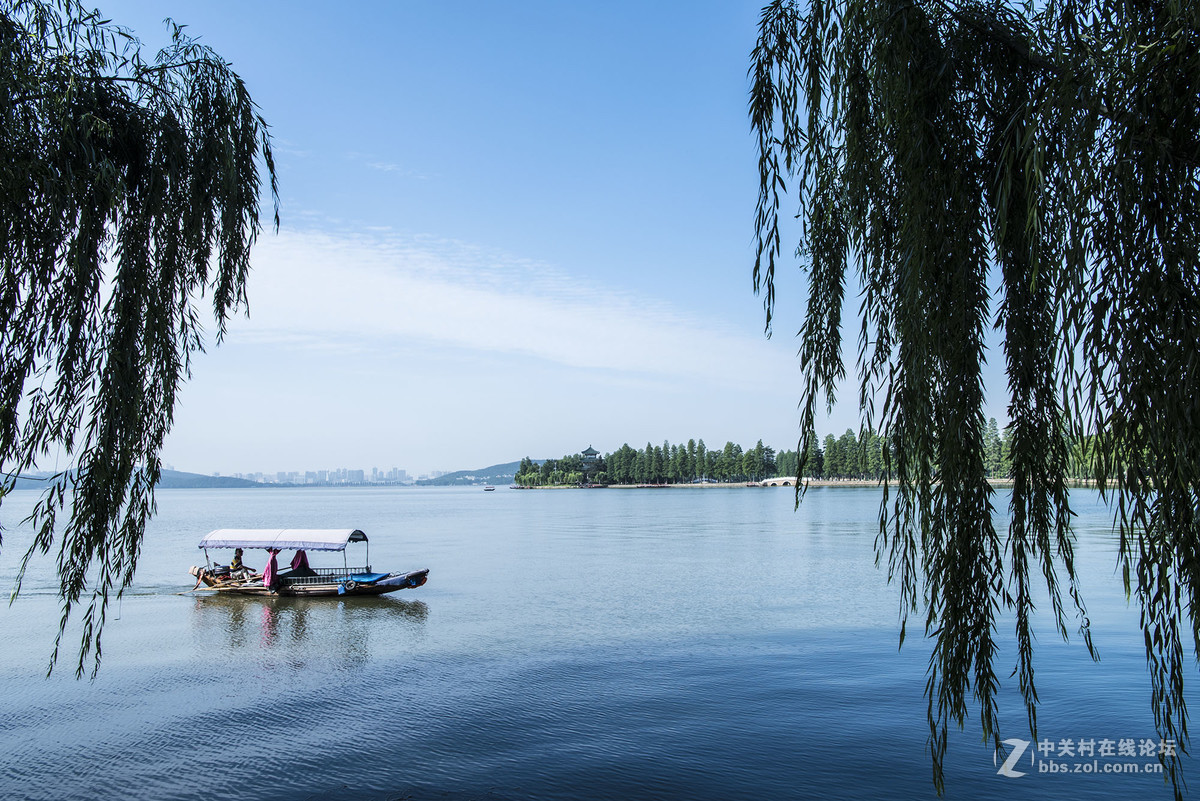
{"left": 0, "top": 0, "right": 276, "bottom": 676}
{"left": 517, "top": 439, "right": 783, "bottom": 486}
{"left": 751, "top": 0, "right": 1200, "bottom": 792}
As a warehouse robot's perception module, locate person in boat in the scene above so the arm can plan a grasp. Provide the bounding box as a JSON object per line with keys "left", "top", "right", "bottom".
{"left": 229, "top": 548, "right": 254, "bottom": 578}
{"left": 264, "top": 548, "right": 281, "bottom": 591}
{"left": 290, "top": 549, "right": 316, "bottom": 577}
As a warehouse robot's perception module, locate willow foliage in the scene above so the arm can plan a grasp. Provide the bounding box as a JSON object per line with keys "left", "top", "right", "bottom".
{"left": 0, "top": 0, "right": 276, "bottom": 676}
{"left": 751, "top": 0, "right": 1200, "bottom": 792}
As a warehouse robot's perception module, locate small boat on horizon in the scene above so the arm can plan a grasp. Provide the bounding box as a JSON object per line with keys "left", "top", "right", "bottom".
{"left": 484, "top": 485, "right": 496, "bottom": 491}
{"left": 188, "top": 528, "right": 428, "bottom": 597}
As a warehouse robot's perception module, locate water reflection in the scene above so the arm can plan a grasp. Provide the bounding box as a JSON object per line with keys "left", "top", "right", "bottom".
{"left": 190, "top": 594, "right": 428, "bottom": 668}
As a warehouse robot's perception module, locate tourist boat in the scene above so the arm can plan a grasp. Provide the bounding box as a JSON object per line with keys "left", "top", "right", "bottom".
{"left": 188, "top": 528, "right": 429, "bottom": 597}
{"left": 484, "top": 485, "right": 496, "bottom": 491}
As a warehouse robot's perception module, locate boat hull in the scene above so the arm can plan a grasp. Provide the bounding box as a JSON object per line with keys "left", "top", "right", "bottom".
{"left": 190, "top": 567, "right": 429, "bottom": 597}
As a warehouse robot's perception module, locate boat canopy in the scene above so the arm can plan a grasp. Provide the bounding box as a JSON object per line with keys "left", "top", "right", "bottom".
{"left": 199, "top": 529, "right": 368, "bottom": 552}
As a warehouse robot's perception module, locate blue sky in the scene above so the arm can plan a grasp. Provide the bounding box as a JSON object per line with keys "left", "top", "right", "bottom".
{"left": 98, "top": 0, "right": 947, "bottom": 476}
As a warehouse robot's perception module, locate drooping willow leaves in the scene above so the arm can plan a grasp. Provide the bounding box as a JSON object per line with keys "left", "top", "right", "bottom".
{"left": 751, "top": 0, "right": 1200, "bottom": 794}
{"left": 0, "top": 0, "right": 277, "bottom": 676}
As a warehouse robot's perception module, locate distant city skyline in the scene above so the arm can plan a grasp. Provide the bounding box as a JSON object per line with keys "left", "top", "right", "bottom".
{"left": 163, "top": 465, "right": 451, "bottom": 485}
{"left": 219, "top": 467, "right": 418, "bottom": 485}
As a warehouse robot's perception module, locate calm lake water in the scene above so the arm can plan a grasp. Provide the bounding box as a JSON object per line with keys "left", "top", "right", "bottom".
{"left": 0, "top": 486, "right": 1189, "bottom": 800}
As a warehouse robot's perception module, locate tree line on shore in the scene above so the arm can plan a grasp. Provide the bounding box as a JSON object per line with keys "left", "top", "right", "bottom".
{"left": 513, "top": 419, "right": 1094, "bottom": 487}
{"left": 516, "top": 439, "right": 778, "bottom": 486}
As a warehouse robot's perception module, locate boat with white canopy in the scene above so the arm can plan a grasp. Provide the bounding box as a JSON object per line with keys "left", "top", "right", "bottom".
{"left": 188, "top": 528, "right": 429, "bottom": 597}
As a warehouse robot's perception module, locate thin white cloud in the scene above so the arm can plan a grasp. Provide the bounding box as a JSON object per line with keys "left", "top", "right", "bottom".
{"left": 267, "top": 137, "right": 313, "bottom": 160}
{"left": 364, "top": 162, "right": 429, "bottom": 179}
{"left": 226, "top": 228, "right": 793, "bottom": 388}
{"left": 341, "top": 149, "right": 433, "bottom": 179}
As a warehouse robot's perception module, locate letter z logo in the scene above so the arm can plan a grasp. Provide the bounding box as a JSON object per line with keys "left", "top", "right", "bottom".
{"left": 995, "top": 738, "right": 1031, "bottom": 778}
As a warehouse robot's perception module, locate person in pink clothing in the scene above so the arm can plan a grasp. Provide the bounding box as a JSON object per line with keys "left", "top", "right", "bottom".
{"left": 263, "top": 548, "right": 281, "bottom": 591}
{"left": 289, "top": 549, "right": 316, "bottom": 577}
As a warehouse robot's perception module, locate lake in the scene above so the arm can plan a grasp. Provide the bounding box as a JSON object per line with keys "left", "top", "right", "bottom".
{"left": 0, "top": 486, "right": 1189, "bottom": 800}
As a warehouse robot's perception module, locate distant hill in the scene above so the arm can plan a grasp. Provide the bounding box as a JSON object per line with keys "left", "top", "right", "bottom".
{"left": 415, "top": 460, "right": 529, "bottom": 487}
{"left": 8, "top": 473, "right": 60, "bottom": 490}
{"left": 9, "top": 469, "right": 260, "bottom": 490}
{"left": 156, "top": 469, "right": 261, "bottom": 488}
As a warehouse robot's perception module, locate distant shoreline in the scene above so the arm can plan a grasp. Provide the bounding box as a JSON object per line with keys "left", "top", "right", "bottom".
{"left": 512, "top": 478, "right": 1101, "bottom": 490}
